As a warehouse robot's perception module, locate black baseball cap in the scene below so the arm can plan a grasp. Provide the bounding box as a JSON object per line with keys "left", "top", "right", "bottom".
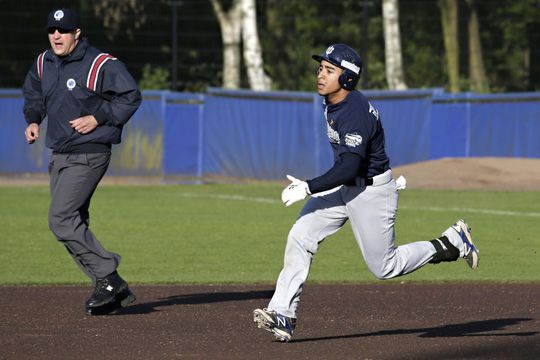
{"left": 46, "top": 8, "right": 80, "bottom": 31}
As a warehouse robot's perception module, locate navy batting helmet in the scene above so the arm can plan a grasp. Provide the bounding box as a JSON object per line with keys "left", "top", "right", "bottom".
{"left": 312, "top": 44, "right": 362, "bottom": 90}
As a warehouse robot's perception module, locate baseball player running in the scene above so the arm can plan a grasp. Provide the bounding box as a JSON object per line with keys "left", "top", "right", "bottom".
{"left": 253, "top": 44, "right": 479, "bottom": 342}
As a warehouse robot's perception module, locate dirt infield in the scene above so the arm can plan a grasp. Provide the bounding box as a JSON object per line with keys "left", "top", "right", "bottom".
{"left": 393, "top": 157, "right": 540, "bottom": 191}
{"left": 1, "top": 284, "right": 539, "bottom": 359}
{"left": 2, "top": 157, "right": 540, "bottom": 191}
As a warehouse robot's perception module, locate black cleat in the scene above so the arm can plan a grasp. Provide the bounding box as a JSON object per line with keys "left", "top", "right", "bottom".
{"left": 85, "top": 272, "right": 136, "bottom": 315}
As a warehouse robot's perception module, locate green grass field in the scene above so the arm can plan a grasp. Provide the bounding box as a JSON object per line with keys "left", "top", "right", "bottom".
{"left": 1, "top": 184, "right": 539, "bottom": 284}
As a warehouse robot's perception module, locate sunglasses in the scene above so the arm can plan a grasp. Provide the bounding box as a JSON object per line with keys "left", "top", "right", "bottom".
{"left": 48, "top": 27, "right": 74, "bottom": 34}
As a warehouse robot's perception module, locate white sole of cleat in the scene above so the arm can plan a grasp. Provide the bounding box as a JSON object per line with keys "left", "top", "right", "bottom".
{"left": 456, "top": 219, "right": 479, "bottom": 269}
{"left": 253, "top": 309, "right": 292, "bottom": 342}
{"left": 253, "top": 309, "right": 274, "bottom": 332}
{"left": 271, "top": 329, "right": 291, "bottom": 342}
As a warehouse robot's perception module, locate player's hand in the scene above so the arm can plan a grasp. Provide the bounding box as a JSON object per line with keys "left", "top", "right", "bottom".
{"left": 281, "top": 175, "right": 311, "bottom": 207}
{"left": 69, "top": 115, "right": 98, "bottom": 134}
{"left": 25, "top": 123, "right": 40, "bottom": 144}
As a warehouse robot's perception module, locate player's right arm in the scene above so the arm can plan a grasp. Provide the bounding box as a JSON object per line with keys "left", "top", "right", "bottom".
{"left": 22, "top": 56, "right": 46, "bottom": 144}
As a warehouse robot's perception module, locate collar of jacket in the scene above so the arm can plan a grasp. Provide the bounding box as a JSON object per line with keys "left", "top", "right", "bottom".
{"left": 45, "top": 37, "right": 89, "bottom": 63}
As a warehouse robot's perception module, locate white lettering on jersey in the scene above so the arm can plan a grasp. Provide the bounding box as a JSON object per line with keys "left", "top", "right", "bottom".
{"left": 368, "top": 102, "right": 380, "bottom": 120}
{"left": 327, "top": 123, "right": 340, "bottom": 144}
{"left": 345, "top": 133, "right": 362, "bottom": 147}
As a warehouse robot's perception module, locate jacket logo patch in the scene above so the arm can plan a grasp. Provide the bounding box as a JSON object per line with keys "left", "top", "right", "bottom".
{"left": 66, "top": 78, "right": 76, "bottom": 90}
{"left": 345, "top": 133, "right": 362, "bottom": 147}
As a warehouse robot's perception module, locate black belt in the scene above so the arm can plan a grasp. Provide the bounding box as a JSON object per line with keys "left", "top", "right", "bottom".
{"left": 353, "top": 177, "right": 374, "bottom": 187}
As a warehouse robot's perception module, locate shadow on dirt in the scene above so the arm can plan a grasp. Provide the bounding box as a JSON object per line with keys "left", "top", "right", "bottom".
{"left": 109, "top": 289, "right": 274, "bottom": 315}
{"left": 292, "top": 317, "right": 537, "bottom": 343}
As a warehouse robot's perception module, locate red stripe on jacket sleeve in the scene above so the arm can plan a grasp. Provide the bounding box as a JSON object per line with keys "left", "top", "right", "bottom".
{"left": 37, "top": 51, "right": 46, "bottom": 80}
{"left": 86, "top": 53, "right": 115, "bottom": 91}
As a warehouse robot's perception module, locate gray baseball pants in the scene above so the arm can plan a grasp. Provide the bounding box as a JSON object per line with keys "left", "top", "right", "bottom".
{"left": 48, "top": 153, "right": 120, "bottom": 280}
{"left": 268, "top": 170, "right": 437, "bottom": 318}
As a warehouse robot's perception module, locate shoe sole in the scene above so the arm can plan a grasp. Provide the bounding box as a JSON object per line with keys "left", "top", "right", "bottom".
{"left": 118, "top": 288, "right": 136, "bottom": 307}
{"left": 253, "top": 309, "right": 292, "bottom": 342}
{"left": 456, "top": 219, "right": 479, "bottom": 269}
{"left": 253, "top": 309, "right": 275, "bottom": 332}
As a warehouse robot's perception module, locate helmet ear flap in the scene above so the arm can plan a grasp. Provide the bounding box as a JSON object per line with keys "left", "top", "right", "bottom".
{"left": 339, "top": 71, "right": 359, "bottom": 91}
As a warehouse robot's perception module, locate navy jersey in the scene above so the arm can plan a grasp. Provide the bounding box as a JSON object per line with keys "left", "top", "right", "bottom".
{"left": 325, "top": 90, "right": 390, "bottom": 178}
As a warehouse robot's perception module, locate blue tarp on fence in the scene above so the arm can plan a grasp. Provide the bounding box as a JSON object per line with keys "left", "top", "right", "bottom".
{"left": 1, "top": 88, "right": 539, "bottom": 179}
{"left": 202, "top": 88, "right": 321, "bottom": 179}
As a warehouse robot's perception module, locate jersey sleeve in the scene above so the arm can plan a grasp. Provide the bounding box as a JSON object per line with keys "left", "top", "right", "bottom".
{"left": 92, "top": 59, "right": 142, "bottom": 127}
{"left": 306, "top": 152, "right": 362, "bottom": 193}
{"left": 22, "top": 57, "right": 45, "bottom": 125}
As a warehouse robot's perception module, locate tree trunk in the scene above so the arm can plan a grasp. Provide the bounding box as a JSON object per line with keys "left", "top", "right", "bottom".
{"left": 438, "top": 0, "right": 460, "bottom": 92}
{"left": 466, "top": 0, "right": 489, "bottom": 92}
{"left": 210, "top": 0, "right": 242, "bottom": 89}
{"left": 241, "top": 0, "right": 272, "bottom": 91}
{"left": 382, "top": 0, "right": 407, "bottom": 90}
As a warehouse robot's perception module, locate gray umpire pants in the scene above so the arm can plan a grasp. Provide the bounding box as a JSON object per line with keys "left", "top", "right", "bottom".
{"left": 48, "top": 153, "right": 120, "bottom": 281}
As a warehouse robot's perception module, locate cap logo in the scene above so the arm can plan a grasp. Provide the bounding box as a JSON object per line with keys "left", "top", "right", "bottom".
{"left": 54, "top": 10, "right": 64, "bottom": 21}
{"left": 326, "top": 46, "right": 334, "bottom": 56}
{"left": 66, "top": 78, "right": 76, "bottom": 90}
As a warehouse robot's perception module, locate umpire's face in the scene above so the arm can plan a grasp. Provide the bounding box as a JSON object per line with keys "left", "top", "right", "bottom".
{"left": 316, "top": 60, "right": 347, "bottom": 104}
{"left": 48, "top": 27, "right": 81, "bottom": 57}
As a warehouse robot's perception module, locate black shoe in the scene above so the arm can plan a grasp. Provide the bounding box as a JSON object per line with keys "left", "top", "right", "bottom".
{"left": 85, "top": 272, "right": 136, "bottom": 315}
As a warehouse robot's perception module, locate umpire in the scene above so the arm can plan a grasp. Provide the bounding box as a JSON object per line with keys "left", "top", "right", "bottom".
{"left": 22, "top": 8, "right": 141, "bottom": 315}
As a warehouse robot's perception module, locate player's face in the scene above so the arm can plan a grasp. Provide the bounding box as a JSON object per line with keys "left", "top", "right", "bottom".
{"left": 316, "top": 60, "right": 347, "bottom": 103}
{"left": 48, "top": 28, "right": 80, "bottom": 57}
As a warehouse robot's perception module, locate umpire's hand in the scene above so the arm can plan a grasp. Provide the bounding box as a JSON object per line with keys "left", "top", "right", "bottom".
{"left": 25, "top": 123, "right": 40, "bottom": 144}
{"left": 70, "top": 115, "right": 98, "bottom": 134}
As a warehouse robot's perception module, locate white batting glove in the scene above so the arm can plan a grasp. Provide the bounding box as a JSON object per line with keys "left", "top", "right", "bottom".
{"left": 281, "top": 175, "right": 311, "bottom": 207}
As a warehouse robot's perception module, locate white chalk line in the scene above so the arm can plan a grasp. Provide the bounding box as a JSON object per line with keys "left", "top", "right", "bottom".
{"left": 176, "top": 192, "right": 279, "bottom": 204}
{"left": 175, "top": 193, "right": 540, "bottom": 217}
{"left": 399, "top": 206, "right": 540, "bottom": 218}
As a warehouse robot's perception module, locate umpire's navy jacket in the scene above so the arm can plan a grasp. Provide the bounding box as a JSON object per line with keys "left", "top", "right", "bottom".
{"left": 23, "top": 38, "right": 142, "bottom": 153}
